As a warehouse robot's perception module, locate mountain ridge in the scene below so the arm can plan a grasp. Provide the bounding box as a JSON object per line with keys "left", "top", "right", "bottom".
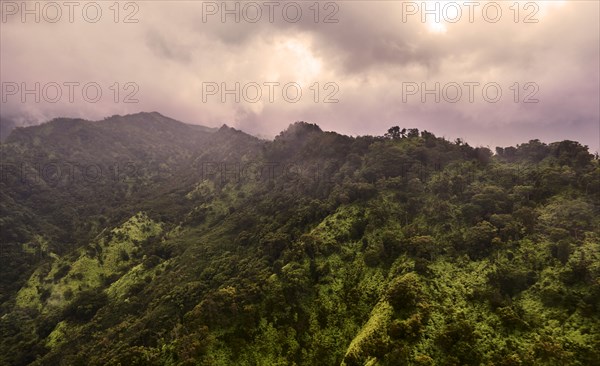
{"left": 0, "top": 112, "right": 598, "bottom": 366}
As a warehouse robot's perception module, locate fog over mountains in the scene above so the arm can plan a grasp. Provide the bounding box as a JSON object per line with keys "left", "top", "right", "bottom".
{"left": 2, "top": 1, "right": 599, "bottom": 152}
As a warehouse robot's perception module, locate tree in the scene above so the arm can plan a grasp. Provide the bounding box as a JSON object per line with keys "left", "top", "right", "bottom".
{"left": 386, "top": 273, "right": 424, "bottom": 310}
{"left": 63, "top": 289, "right": 108, "bottom": 322}
{"left": 407, "top": 128, "right": 419, "bottom": 138}
{"left": 261, "top": 232, "right": 289, "bottom": 261}
{"left": 474, "top": 147, "right": 492, "bottom": 164}
{"left": 539, "top": 197, "right": 594, "bottom": 238}
{"left": 516, "top": 139, "right": 550, "bottom": 162}
{"left": 385, "top": 126, "right": 406, "bottom": 140}
{"left": 464, "top": 221, "right": 497, "bottom": 258}
{"left": 550, "top": 140, "right": 593, "bottom": 168}
{"left": 488, "top": 261, "right": 537, "bottom": 298}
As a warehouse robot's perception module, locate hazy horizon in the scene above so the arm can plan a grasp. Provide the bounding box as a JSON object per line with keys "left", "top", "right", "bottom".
{"left": 3, "top": 110, "right": 599, "bottom": 156}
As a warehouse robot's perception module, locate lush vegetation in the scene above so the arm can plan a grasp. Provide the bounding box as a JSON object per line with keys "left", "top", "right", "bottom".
{"left": 1, "top": 113, "right": 598, "bottom": 365}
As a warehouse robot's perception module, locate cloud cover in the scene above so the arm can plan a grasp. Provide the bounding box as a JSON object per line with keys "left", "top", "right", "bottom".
{"left": 1, "top": 0, "right": 598, "bottom": 152}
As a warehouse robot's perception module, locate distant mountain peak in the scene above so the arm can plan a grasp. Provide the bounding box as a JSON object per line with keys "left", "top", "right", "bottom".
{"left": 277, "top": 121, "right": 322, "bottom": 140}
{"left": 218, "top": 124, "right": 249, "bottom": 134}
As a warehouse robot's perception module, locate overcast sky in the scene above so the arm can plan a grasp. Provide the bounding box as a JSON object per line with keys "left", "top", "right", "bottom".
{"left": 1, "top": 0, "right": 598, "bottom": 152}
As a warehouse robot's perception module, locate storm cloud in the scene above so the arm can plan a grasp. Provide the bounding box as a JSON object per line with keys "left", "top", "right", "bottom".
{"left": 1, "top": 0, "right": 598, "bottom": 152}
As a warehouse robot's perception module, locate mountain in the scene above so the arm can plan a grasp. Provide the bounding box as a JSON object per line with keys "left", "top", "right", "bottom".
{"left": 0, "top": 117, "right": 17, "bottom": 142}
{"left": 0, "top": 114, "right": 598, "bottom": 366}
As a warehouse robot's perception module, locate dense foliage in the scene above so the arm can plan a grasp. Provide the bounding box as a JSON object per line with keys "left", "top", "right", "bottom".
{"left": 1, "top": 113, "right": 598, "bottom": 365}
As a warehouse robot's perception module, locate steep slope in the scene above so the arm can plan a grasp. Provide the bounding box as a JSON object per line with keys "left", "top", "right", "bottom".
{"left": 0, "top": 113, "right": 259, "bottom": 306}
{"left": 0, "top": 118, "right": 598, "bottom": 366}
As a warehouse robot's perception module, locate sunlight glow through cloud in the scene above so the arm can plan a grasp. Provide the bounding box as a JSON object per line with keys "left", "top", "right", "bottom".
{"left": 0, "top": 0, "right": 597, "bottom": 152}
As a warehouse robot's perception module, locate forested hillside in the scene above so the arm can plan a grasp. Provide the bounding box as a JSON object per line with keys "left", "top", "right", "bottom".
{"left": 1, "top": 113, "right": 598, "bottom": 366}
